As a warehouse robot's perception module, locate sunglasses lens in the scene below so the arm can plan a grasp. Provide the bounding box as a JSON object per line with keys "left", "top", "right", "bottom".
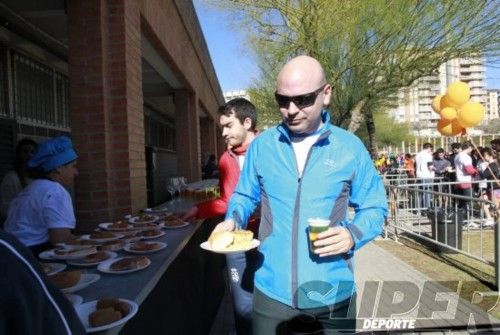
{"left": 275, "top": 93, "right": 291, "bottom": 108}
{"left": 294, "top": 93, "right": 316, "bottom": 109}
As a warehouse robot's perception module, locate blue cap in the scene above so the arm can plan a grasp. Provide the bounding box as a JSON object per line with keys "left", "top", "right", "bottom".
{"left": 28, "top": 136, "right": 78, "bottom": 172}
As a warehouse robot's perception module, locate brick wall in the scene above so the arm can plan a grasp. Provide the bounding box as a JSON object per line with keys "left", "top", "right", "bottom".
{"left": 68, "top": 0, "right": 146, "bottom": 230}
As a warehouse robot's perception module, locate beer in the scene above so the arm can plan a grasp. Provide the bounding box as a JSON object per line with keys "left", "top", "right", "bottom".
{"left": 308, "top": 218, "right": 330, "bottom": 252}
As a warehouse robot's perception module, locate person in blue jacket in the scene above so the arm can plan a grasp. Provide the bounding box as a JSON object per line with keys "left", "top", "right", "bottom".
{"left": 213, "top": 55, "right": 388, "bottom": 334}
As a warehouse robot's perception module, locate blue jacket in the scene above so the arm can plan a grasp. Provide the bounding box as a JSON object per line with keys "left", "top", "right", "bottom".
{"left": 226, "top": 112, "right": 388, "bottom": 308}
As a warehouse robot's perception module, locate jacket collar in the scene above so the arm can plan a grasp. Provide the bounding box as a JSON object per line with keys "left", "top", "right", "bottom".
{"left": 277, "top": 109, "right": 332, "bottom": 143}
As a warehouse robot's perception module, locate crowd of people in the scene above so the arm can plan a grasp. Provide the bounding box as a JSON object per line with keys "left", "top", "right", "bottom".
{"left": 375, "top": 139, "right": 500, "bottom": 227}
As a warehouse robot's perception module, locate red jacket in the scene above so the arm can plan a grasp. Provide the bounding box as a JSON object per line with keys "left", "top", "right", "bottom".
{"left": 196, "top": 142, "right": 259, "bottom": 232}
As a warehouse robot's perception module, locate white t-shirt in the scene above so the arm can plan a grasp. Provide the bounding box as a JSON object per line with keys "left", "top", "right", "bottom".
{"left": 454, "top": 151, "right": 473, "bottom": 184}
{"left": 291, "top": 133, "right": 322, "bottom": 178}
{"left": 4, "top": 179, "right": 75, "bottom": 247}
{"left": 415, "top": 150, "right": 434, "bottom": 179}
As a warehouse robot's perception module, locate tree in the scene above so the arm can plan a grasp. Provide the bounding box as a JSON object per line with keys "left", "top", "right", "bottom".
{"left": 355, "top": 110, "right": 414, "bottom": 156}
{"left": 206, "top": 0, "right": 500, "bottom": 152}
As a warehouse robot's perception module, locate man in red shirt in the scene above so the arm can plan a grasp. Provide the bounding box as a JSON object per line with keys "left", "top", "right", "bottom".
{"left": 183, "top": 98, "right": 259, "bottom": 335}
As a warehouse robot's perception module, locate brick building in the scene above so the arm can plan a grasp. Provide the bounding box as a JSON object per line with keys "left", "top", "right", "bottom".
{"left": 0, "top": 0, "right": 225, "bottom": 231}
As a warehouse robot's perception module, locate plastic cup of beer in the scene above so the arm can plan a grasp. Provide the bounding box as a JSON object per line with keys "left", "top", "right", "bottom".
{"left": 308, "top": 218, "right": 330, "bottom": 252}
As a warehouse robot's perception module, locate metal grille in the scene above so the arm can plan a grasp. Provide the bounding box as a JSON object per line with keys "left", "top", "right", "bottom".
{"left": 0, "top": 47, "right": 7, "bottom": 117}
{"left": 11, "top": 51, "right": 69, "bottom": 129}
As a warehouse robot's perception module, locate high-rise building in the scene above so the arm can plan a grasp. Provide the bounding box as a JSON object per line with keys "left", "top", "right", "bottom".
{"left": 486, "top": 89, "right": 500, "bottom": 121}
{"left": 389, "top": 57, "right": 487, "bottom": 136}
{"left": 224, "top": 90, "right": 250, "bottom": 102}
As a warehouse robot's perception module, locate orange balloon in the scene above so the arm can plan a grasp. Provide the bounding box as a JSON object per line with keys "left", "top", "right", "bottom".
{"left": 457, "top": 101, "right": 485, "bottom": 128}
{"left": 432, "top": 95, "right": 443, "bottom": 113}
{"left": 446, "top": 81, "right": 470, "bottom": 107}
{"left": 437, "top": 118, "right": 463, "bottom": 136}
{"left": 440, "top": 107, "right": 457, "bottom": 120}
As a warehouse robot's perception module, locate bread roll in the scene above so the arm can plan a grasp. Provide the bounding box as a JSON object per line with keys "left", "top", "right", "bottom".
{"left": 115, "top": 301, "right": 130, "bottom": 316}
{"left": 208, "top": 231, "right": 234, "bottom": 250}
{"left": 89, "top": 307, "right": 122, "bottom": 327}
{"left": 49, "top": 270, "right": 82, "bottom": 289}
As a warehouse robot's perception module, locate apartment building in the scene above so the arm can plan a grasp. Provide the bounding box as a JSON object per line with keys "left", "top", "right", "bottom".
{"left": 486, "top": 89, "right": 500, "bottom": 121}
{"left": 389, "top": 57, "right": 488, "bottom": 136}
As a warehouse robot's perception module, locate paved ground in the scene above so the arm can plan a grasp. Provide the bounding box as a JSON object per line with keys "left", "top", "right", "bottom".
{"left": 209, "top": 241, "right": 499, "bottom": 334}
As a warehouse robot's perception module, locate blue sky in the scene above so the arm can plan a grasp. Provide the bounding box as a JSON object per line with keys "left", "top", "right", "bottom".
{"left": 194, "top": 1, "right": 500, "bottom": 92}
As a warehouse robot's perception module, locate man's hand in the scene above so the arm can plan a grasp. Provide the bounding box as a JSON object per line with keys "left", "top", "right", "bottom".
{"left": 313, "top": 227, "right": 354, "bottom": 257}
{"left": 213, "top": 219, "right": 236, "bottom": 233}
{"left": 182, "top": 206, "right": 199, "bottom": 222}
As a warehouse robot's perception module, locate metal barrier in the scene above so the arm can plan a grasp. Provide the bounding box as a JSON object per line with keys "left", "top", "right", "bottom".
{"left": 383, "top": 178, "right": 499, "bottom": 288}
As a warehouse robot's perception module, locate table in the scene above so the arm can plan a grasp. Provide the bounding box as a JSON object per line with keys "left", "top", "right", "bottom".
{"left": 69, "top": 200, "right": 226, "bottom": 334}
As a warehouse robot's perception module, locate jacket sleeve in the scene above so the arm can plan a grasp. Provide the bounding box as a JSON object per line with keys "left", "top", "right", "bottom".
{"left": 225, "top": 141, "right": 261, "bottom": 229}
{"left": 196, "top": 153, "right": 238, "bottom": 219}
{"left": 346, "top": 144, "right": 388, "bottom": 250}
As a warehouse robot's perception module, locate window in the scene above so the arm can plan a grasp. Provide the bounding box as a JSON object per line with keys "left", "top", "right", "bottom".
{"left": 11, "top": 51, "right": 69, "bottom": 129}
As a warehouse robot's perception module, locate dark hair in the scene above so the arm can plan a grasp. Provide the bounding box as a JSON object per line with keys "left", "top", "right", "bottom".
{"left": 461, "top": 141, "right": 472, "bottom": 150}
{"left": 480, "top": 147, "right": 497, "bottom": 159}
{"left": 451, "top": 142, "right": 461, "bottom": 150}
{"left": 219, "top": 98, "right": 257, "bottom": 131}
{"left": 491, "top": 139, "right": 500, "bottom": 146}
{"left": 423, "top": 143, "right": 433, "bottom": 150}
{"left": 14, "top": 138, "right": 37, "bottom": 187}
{"left": 435, "top": 148, "right": 445, "bottom": 154}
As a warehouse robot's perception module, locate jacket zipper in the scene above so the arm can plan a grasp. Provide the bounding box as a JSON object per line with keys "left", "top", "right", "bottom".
{"left": 291, "top": 144, "right": 316, "bottom": 308}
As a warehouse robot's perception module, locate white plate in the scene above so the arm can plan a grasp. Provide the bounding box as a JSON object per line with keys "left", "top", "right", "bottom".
{"left": 98, "top": 222, "right": 134, "bottom": 231}
{"left": 123, "top": 242, "right": 167, "bottom": 254}
{"left": 66, "top": 251, "right": 117, "bottom": 267}
{"left": 39, "top": 247, "right": 97, "bottom": 260}
{"left": 138, "top": 230, "right": 165, "bottom": 240}
{"left": 161, "top": 220, "right": 189, "bottom": 229}
{"left": 200, "top": 239, "right": 261, "bottom": 254}
{"left": 62, "top": 274, "right": 101, "bottom": 293}
{"left": 128, "top": 215, "right": 159, "bottom": 224}
{"left": 97, "top": 257, "right": 151, "bottom": 274}
{"left": 80, "top": 233, "right": 124, "bottom": 243}
{"left": 65, "top": 294, "right": 83, "bottom": 306}
{"left": 75, "top": 299, "right": 138, "bottom": 333}
{"left": 41, "top": 262, "right": 67, "bottom": 275}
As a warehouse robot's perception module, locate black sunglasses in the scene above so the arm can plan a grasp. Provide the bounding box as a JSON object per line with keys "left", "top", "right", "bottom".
{"left": 274, "top": 84, "right": 327, "bottom": 109}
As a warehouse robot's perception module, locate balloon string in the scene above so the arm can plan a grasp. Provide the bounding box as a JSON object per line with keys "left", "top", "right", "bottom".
{"left": 467, "top": 137, "right": 500, "bottom": 187}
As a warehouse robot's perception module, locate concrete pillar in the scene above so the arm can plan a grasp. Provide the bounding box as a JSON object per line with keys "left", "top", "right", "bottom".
{"left": 175, "top": 89, "right": 200, "bottom": 181}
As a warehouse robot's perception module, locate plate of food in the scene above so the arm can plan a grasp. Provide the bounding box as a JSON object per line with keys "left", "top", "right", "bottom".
{"left": 131, "top": 222, "right": 163, "bottom": 230}
{"left": 200, "top": 230, "right": 260, "bottom": 254}
{"left": 124, "top": 241, "right": 167, "bottom": 254}
{"left": 80, "top": 231, "right": 124, "bottom": 243}
{"left": 97, "top": 256, "right": 151, "bottom": 274}
{"left": 128, "top": 214, "right": 159, "bottom": 225}
{"left": 39, "top": 246, "right": 98, "bottom": 260}
{"left": 98, "top": 221, "right": 134, "bottom": 231}
{"left": 41, "top": 262, "right": 67, "bottom": 276}
{"left": 75, "top": 298, "right": 138, "bottom": 333}
{"left": 66, "top": 251, "right": 117, "bottom": 267}
{"left": 65, "top": 293, "right": 83, "bottom": 306}
{"left": 137, "top": 229, "right": 165, "bottom": 239}
{"left": 161, "top": 217, "right": 189, "bottom": 229}
{"left": 96, "top": 240, "right": 126, "bottom": 252}
{"left": 48, "top": 270, "right": 100, "bottom": 293}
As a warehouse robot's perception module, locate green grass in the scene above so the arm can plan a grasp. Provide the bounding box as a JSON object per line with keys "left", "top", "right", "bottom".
{"left": 374, "top": 234, "right": 500, "bottom": 319}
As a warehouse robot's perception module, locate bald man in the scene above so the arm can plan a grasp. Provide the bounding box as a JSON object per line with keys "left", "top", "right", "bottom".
{"left": 213, "top": 55, "right": 387, "bottom": 334}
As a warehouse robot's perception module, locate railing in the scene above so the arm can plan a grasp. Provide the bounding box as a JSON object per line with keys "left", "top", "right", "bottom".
{"left": 383, "top": 177, "right": 499, "bottom": 288}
